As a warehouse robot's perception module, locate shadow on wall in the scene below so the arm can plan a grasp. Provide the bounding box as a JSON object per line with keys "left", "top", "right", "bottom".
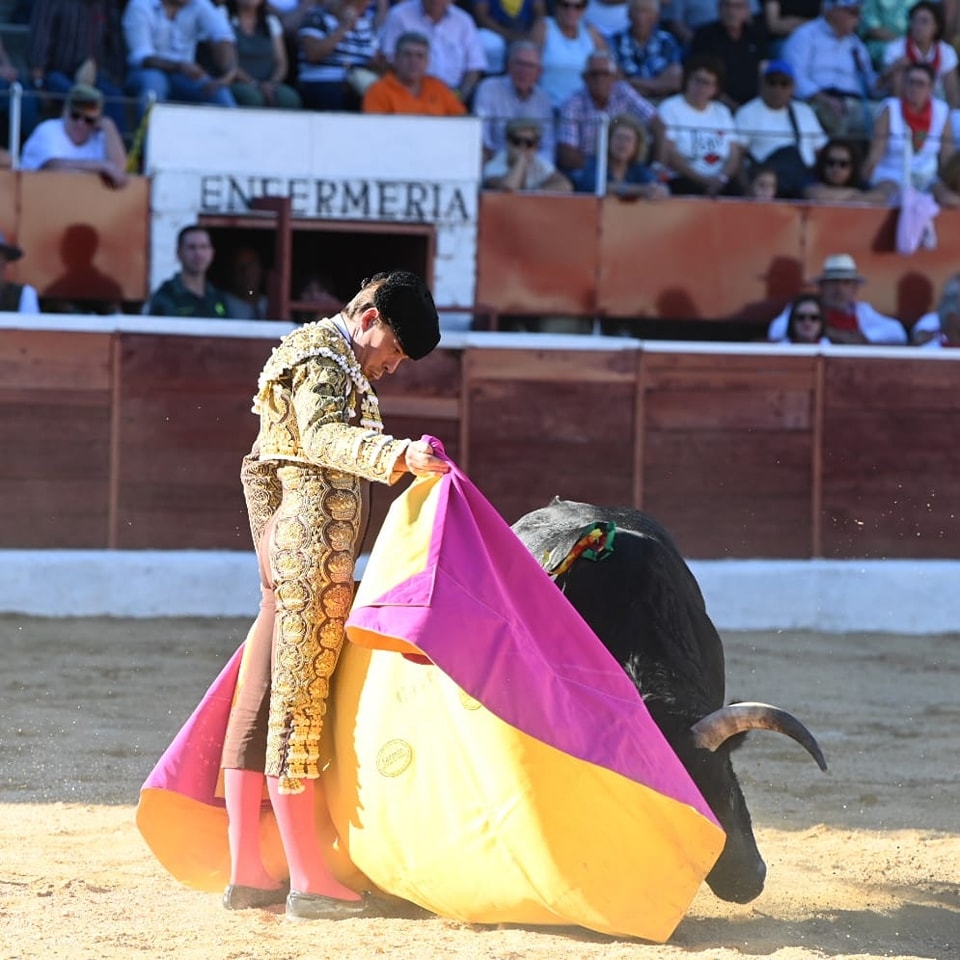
{"left": 41, "top": 222, "right": 124, "bottom": 313}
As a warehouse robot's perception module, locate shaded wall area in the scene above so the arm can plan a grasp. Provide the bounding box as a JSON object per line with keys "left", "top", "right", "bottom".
{"left": 2, "top": 327, "right": 958, "bottom": 560}
{"left": 476, "top": 194, "right": 959, "bottom": 332}
{"left": 0, "top": 170, "right": 150, "bottom": 305}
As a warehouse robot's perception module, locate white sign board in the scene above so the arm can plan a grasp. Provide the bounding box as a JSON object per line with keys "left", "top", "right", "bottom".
{"left": 146, "top": 105, "right": 483, "bottom": 308}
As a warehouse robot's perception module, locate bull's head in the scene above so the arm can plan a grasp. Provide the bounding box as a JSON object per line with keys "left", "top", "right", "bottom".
{"left": 687, "top": 702, "right": 828, "bottom": 902}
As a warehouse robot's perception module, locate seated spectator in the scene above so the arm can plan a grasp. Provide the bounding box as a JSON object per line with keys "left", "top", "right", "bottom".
{"left": 0, "top": 34, "right": 38, "bottom": 148}
{"left": 223, "top": 245, "right": 270, "bottom": 319}
{"left": 556, "top": 50, "right": 660, "bottom": 174}
{"left": 379, "top": 0, "right": 487, "bottom": 104}
{"left": 482, "top": 119, "right": 575, "bottom": 190}
{"left": 27, "top": 0, "right": 125, "bottom": 134}
{"left": 0, "top": 233, "right": 40, "bottom": 313}
{"left": 473, "top": 41, "right": 556, "bottom": 163}
{"left": 862, "top": 62, "right": 954, "bottom": 191}
{"left": 297, "top": 0, "right": 382, "bottom": 111}
{"left": 745, "top": 162, "right": 779, "bottom": 197}
{"left": 735, "top": 59, "right": 827, "bottom": 198}
{"left": 660, "top": 0, "right": 761, "bottom": 46}
{"left": 20, "top": 84, "right": 128, "bottom": 190}
{"left": 122, "top": 0, "right": 238, "bottom": 116}
{"left": 293, "top": 272, "right": 345, "bottom": 323}
{"left": 691, "top": 0, "right": 769, "bottom": 110}
{"left": 767, "top": 253, "right": 907, "bottom": 343}
{"left": 881, "top": 2, "right": 959, "bottom": 138}
{"left": 932, "top": 148, "right": 960, "bottom": 205}
{"left": 363, "top": 32, "right": 466, "bottom": 114}
{"left": 472, "top": 0, "right": 547, "bottom": 76}
{"left": 531, "top": 0, "right": 609, "bottom": 110}
{"left": 148, "top": 225, "right": 234, "bottom": 319}
{"left": 783, "top": 0, "right": 880, "bottom": 137}
{"left": 610, "top": 0, "right": 683, "bottom": 101}
{"left": 803, "top": 135, "right": 896, "bottom": 200}
{"left": 860, "top": 0, "right": 913, "bottom": 69}
{"left": 585, "top": 0, "right": 631, "bottom": 41}
{"left": 771, "top": 293, "right": 829, "bottom": 341}
{"left": 911, "top": 271, "right": 960, "bottom": 346}
{"left": 659, "top": 54, "right": 745, "bottom": 194}
{"left": 763, "top": 0, "right": 821, "bottom": 53}
{"left": 573, "top": 112, "right": 669, "bottom": 196}
{"left": 228, "top": 0, "right": 302, "bottom": 108}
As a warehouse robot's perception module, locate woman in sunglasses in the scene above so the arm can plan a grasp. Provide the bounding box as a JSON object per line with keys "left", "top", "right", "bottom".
{"left": 483, "top": 118, "right": 574, "bottom": 191}
{"left": 783, "top": 294, "right": 829, "bottom": 344}
{"left": 803, "top": 136, "right": 892, "bottom": 203}
{"left": 531, "top": 0, "right": 608, "bottom": 109}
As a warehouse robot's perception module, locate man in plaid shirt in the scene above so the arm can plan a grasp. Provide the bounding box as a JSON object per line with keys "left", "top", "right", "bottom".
{"left": 557, "top": 49, "right": 663, "bottom": 173}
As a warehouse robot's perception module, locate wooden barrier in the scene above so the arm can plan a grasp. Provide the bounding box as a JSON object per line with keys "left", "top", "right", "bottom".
{"left": 3, "top": 324, "right": 959, "bottom": 560}
{"left": 476, "top": 193, "right": 960, "bottom": 327}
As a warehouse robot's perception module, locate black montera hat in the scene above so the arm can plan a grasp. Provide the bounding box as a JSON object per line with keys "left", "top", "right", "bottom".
{"left": 367, "top": 270, "right": 440, "bottom": 360}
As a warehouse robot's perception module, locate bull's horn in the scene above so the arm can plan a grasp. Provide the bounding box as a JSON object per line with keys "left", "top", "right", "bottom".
{"left": 690, "top": 701, "right": 828, "bottom": 771}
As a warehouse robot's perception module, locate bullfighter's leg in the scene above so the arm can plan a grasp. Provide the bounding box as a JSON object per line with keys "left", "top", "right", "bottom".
{"left": 265, "top": 466, "right": 361, "bottom": 902}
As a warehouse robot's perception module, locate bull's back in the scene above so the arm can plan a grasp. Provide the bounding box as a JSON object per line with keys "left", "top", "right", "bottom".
{"left": 512, "top": 500, "right": 726, "bottom": 715}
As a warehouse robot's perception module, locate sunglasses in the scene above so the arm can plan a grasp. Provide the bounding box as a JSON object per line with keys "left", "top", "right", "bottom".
{"left": 825, "top": 157, "right": 852, "bottom": 168}
{"left": 71, "top": 110, "right": 100, "bottom": 126}
{"left": 794, "top": 312, "right": 822, "bottom": 321}
{"left": 557, "top": 1, "right": 587, "bottom": 8}
{"left": 765, "top": 76, "right": 792, "bottom": 87}
{"left": 508, "top": 134, "right": 539, "bottom": 148}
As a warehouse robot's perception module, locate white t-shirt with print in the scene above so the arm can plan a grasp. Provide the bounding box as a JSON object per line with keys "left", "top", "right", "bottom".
{"left": 659, "top": 94, "right": 742, "bottom": 178}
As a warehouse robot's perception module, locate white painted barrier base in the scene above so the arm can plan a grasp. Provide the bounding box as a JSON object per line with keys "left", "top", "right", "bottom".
{"left": 0, "top": 551, "right": 957, "bottom": 634}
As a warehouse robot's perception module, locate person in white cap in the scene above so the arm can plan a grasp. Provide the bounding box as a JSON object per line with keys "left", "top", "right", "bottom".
{"left": 767, "top": 253, "right": 907, "bottom": 343}
{"left": 0, "top": 233, "right": 40, "bottom": 313}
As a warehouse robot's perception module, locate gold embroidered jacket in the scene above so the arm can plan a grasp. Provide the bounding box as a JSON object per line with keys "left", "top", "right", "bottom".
{"left": 252, "top": 319, "right": 410, "bottom": 482}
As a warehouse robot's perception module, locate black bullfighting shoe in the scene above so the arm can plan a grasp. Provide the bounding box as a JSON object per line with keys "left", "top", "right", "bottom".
{"left": 222, "top": 882, "right": 290, "bottom": 910}
{"left": 285, "top": 890, "right": 380, "bottom": 921}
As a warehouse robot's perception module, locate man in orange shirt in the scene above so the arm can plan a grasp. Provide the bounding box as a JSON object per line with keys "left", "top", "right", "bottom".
{"left": 362, "top": 32, "right": 466, "bottom": 115}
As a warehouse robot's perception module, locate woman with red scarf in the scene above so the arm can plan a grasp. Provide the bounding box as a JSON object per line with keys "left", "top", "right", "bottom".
{"left": 881, "top": 0, "right": 959, "bottom": 106}
{"left": 862, "top": 61, "right": 954, "bottom": 191}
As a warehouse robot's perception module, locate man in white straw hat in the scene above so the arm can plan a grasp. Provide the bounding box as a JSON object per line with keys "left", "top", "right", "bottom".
{"left": 768, "top": 253, "right": 907, "bottom": 344}
{"left": 0, "top": 233, "right": 40, "bottom": 314}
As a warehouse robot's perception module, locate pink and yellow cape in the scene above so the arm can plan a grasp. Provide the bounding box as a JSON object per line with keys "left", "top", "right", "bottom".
{"left": 137, "top": 443, "right": 724, "bottom": 942}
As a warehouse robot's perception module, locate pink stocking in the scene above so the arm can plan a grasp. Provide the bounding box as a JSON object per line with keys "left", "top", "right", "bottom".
{"left": 267, "top": 776, "right": 359, "bottom": 900}
{"left": 224, "top": 767, "right": 282, "bottom": 889}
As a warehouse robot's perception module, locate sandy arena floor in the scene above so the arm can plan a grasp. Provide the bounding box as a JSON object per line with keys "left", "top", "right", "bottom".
{"left": 1, "top": 616, "right": 957, "bottom": 960}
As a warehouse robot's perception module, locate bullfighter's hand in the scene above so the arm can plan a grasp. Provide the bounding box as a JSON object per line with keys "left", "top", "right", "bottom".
{"left": 405, "top": 440, "right": 450, "bottom": 476}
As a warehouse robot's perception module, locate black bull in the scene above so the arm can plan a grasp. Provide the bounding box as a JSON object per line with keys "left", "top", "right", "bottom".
{"left": 511, "top": 499, "right": 827, "bottom": 904}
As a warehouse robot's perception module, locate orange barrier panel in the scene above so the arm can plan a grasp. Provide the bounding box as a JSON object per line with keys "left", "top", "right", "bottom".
{"left": 17, "top": 171, "right": 150, "bottom": 303}
{"left": 598, "top": 197, "right": 804, "bottom": 322}
{"left": 476, "top": 193, "right": 600, "bottom": 316}
{"left": 477, "top": 197, "right": 960, "bottom": 326}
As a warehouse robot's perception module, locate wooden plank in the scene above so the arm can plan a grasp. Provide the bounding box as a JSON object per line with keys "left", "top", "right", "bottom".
{"left": 465, "top": 378, "right": 636, "bottom": 524}
{"left": 642, "top": 430, "right": 813, "bottom": 557}
{"left": 646, "top": 388, "right": 813, "bottom": 431}
{"left": 465, "top": 347, "right": 636, "bottom": 383}
{"left": 641, "top": 351, "right": 817, "bottom": 389}
{"left": 825, "top": 356, "right": 960, "bottom": 410}
{"left": 0, "top": 479, "right": 109, "bottom": 548}
{"left": 0, "top": 330, "right": 112, "bottom": 392}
